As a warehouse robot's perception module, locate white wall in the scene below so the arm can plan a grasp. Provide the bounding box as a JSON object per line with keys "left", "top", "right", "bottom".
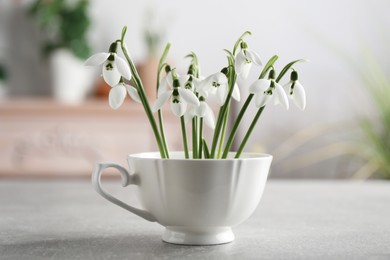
{"left": 87, "top": 0, "right": 390, "bottom": 177}
{"left": 2, "top": 0, "right": 389, "bottom": 177}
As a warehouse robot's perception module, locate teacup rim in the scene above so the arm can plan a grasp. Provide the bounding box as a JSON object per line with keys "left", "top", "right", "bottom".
{"left": 128, "top": 151, "right": 273, "bottom": 161}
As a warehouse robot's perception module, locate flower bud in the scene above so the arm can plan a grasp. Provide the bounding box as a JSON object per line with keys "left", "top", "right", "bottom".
{"left": 240, "top": 41, "right": 248, "bottom": 49}
{"left": 108, "top": 42, "right": 118, "bottom": 54}
{"left": 291, "top": 71, "right": 298, "bottom": 81}
{"left": 165, "top": 65, "right": 172, "bottom": 73}
{"left": 268, "top": 69, "right": 276, "bottom": 80}
{"left": 221, "top": 67, "right": 229, "bottom": 76}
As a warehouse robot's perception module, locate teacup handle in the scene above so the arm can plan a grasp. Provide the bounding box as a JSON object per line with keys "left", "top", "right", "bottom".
{"left": 92, "top": 162, "right": 156, "bottom": 222}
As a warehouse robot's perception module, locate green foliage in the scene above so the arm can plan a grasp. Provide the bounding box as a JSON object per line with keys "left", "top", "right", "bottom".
{"left": 28, "top": 0, "right": 91, "bottom": 59}
{"left": 359, "top": 58, "right": 390, "bottom": 179}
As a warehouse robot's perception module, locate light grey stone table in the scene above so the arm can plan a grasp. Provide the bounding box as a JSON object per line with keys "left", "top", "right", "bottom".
{"left": 1, "top": 180, "right": 389, "bottom": 260}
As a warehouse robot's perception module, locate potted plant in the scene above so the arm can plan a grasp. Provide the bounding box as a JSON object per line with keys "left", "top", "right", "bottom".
{"left": 88, "top": 26, "right": 307, "bottom": 245}
{"left": 28, "top": 0, "right": 94, "bottom": 104}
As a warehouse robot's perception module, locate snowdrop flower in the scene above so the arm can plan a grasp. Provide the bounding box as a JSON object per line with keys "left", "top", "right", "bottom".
{"left": 235, "top": 41, "right": 262, "bottom": 79}
{"left": 185, "top": 80, "right": 216, "bottom": 129}
{"left": 196, "top": 97, "right": 215, "bottom": 129}
{"left": 200, "top": 71, "right": 240, "bottom": 106}
{"left": 283, "top": 71, "right": 306, "bottom": 110}
{"left": 85, "top": 42, "right": 131, "bottom": 86}
{"left": 249, "top": 70, "right": 289, "bottom": 110}
{"left": 152, "top": 72, "right": 200, "bottom": 117}
{"left": 108, "top": 81, "right": 141, "bottom": 110}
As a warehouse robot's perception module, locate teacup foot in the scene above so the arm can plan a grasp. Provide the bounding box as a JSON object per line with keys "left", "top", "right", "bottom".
{"left": 162, "top": 226, "right": 234, "bottom": 246}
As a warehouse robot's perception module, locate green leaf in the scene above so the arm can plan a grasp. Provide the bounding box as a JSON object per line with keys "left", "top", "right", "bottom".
{"left": 259, "top": 55, "right": 279, "bottom": 79}
{"left": 276, "top": 59, "right": 308, "bottom": 82}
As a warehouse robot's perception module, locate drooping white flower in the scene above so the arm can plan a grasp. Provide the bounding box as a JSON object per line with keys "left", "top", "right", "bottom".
{"left": 152, "top": 72, "right": 200, "bottom": 117}
{"left": 85, "top": 43, "right": 131, "bottom": 86}
{"left": 196, "top": 99, "right": 215, "bottom": 129}
{"left": 185, "top": 81, "right": 216, "bottom": 129}
{"left": 235, "top": 42, "right": 262, "bottom": 79}
{"left": 157, "top": 70, "right": 172, "bottom": 98}
{"left": 283, "top": 71, "right": 306, "bottom": 110}
{"left": 200, "top": 72, "right": 240, "bottom": 106}
{"left": 249, "top": 72, "right": 289, "bottom": 110}
{"left": 108, "top": 82, "right": 141, "bottom": 110}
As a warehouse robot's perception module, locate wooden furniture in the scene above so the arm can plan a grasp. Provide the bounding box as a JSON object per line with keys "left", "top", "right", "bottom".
{"left": 0, "top": 99, "right": 181, "bottom": 177}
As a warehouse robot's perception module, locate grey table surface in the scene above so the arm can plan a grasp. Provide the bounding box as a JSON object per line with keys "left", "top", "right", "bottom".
{"left": 0, "top": 180, "right": 389, "bottom": 260}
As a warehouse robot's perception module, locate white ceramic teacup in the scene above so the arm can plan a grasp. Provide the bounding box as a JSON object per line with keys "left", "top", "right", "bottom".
{"left": 92, "top": 152, "right": 272, "bottom": 245}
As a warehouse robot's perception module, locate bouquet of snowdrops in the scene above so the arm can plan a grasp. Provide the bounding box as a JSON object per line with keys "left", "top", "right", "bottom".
{"left": 86, "top": 26, "right": 307, "bottom": 159}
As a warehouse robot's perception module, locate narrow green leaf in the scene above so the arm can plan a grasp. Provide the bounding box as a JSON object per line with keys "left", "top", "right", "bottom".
{"left": 276, "top": 59, "right": 309, "bottom": 82}
{"left": 259, "top": 55, "right": 279, "bottom": 79}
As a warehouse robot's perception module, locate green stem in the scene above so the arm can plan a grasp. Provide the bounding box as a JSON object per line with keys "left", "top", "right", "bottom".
{"left": 210, "top": 64, "right": 237, "bottom": 158}
{"left": 180, "top": 116, "right": 189, "bottom": 159}
{"left": 120, "top": 29, "right": 166, "bottom": 158}
{"left": 222, "top": 94, "right": 254, "bottom": 158}
{"left": 223, "top": 55, "right": 279, "bottom": 158}
{"left": 192, "top": 117, "right": 198, "bottom": 159}
{"left": 203, "top": 139, "right": 210, "bottom": 159}
{"left": 217, "top": 103, "right": 230, "bottom": 158}
{"left": 232, "top": 31, "right": 252, "bottom": 56}
{"left": 155, "top": 43, "right": 171, "bottom": 158}
{"left": 158, "top": 110, "right": 169, "bottom": 158}
{"left": 198, "top": 118, "right": 204, "bottom": 158}
{"left": 235, "top": 106, "right": 265, "bottom": 158}
{"left": 210, "top": 106, "right": 225, "bottom": 158}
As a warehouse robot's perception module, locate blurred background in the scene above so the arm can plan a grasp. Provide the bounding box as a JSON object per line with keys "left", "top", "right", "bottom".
{"left": 1, "top": 0, "right": 390, "bottom": 179}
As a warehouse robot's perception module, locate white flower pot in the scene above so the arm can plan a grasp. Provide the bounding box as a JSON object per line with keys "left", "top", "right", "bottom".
{"left": 92, "top": 151, "right": 272, "bottom": 245}
{"left": 50, "top": 49, "right": 95, "bottom": 104}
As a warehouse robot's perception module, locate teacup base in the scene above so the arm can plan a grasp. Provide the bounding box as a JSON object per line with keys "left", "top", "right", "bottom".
{"left": 162, "top": 226, "right": 234, "bottom": 246}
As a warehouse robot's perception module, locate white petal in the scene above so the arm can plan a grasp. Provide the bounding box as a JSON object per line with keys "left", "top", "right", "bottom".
{"left": 179, "top": 75, "right": 190, "bottom": 88}
{"left": 184, "top": 106, "right": 196, "bottom": 123}
{"left": 193, "top": 77, "right": 204, "bottom": 92}
{"left": 197, "top": 77, "right": 213, "bottom": 96}
{"left": 247, "top": 50, "right": 262, "bottom": 66}
{"left": 103, "top": 60, "right": 121, "bottom": 86}
{"left": 283, "top": 82, "right": 292, "bottom": 94}
{"left": 195, "top": 78, "right": 209, "bottom": 98}
{"left": 171, "top": 100, "right": 187, "bottom": 117}
{"left": 126, "top": 85, "right": 141, "bottom": 103}
{"left": 235, "top": 50, "right": 246, "bottom": 74}
{"left": 109, "top": 84, "right": 127, "bottom": 109}
{"left": 203, "top": 103, "right": 215, "bottom": 129}
{"left": 293, "top": 81, "right": 306, "bottom": 110}
{"left": 178, "top": 88, "right": 200, "bottom": 106}
{"left": 114, "top": 55, "right": 131, "bottom": 80}
{"left": 196, "top": 102, "right": 208, "bottom": 117}
{"left": 158, "top": 74, "right": 169, "bottom": 98}
{"left": 166, "top": 72, "right": 174, "bottom": 88}
{"left": 255, "top": 92, "right": 270, "bottom": 108}
{"left": 239, "top": 62, "right": 252, "bottom": 79}
{"left": 212, "top": 72, "right": 228, "bottom": 84}
{"left": 85, "top": 52, "right": 110, "bottom": 66}
{"left": 152, "top": 90, "right": 172, "bottom": 112}
{"left": 273, "top": 94, "right": 280, "bottom": 106}
{"left": 216, "top": 84, "right": 228, "bottom": 106}
{"left": 232, "top": 83, "right": 240, "bottom": 101}
{"left": 249, "top": 79, "right": 270, "bottom": 94}
{"left": 274, "top": 83, "right": 289, "bottom": 110}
